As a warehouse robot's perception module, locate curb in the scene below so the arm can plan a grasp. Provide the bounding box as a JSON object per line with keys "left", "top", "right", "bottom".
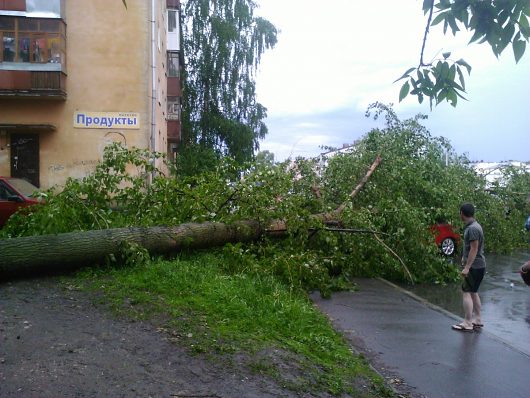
{"left": 377, "top": 277, "right": 530, "bottom": 359}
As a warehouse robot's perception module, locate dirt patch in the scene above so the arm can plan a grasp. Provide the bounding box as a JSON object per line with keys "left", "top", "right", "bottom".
{"left": 0, "top": 277, "right": 376, "bottom": 398}
{"left": 0, "top": 278, "right": 302, "bottom": 397}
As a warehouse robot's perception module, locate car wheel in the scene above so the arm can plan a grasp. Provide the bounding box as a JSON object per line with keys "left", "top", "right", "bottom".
{"left": 440, "top": 238, "right": 456, "bottom": 256}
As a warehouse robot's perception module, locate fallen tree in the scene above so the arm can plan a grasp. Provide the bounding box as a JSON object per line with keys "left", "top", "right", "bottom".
{"left": 4, "top": 105, "right": 528, "bottom": 285}
{"left": 0, "top": 221, "right": 262, "bottom": 274}
{"left": 0, "top": 156, "right": 384, "bottom": 276}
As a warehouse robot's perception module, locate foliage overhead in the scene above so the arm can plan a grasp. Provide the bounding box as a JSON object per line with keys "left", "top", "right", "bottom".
{"left": 398, "top": 0, "right": 530, "bottom": 107}
{"left": 3, "top": 104, "right": 528, "bottom": 289}
{"left": 179, "top": 0, "right": 278, "bottom": 172}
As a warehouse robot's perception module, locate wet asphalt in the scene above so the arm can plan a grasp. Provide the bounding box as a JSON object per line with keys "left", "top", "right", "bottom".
{"left": 404, "top": 250, "right": 530, "bottom": 357}
{"left": 311, "top": 265, "right": 530, "bottom": 398}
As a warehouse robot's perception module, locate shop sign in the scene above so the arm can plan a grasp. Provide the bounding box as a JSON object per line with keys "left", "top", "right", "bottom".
{"left": 74, "top": 112, "right": 140, "bottom": 130}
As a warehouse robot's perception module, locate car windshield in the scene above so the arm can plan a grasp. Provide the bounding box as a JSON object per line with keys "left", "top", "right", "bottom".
{"left": 6, "top": 178, "right": 40, "bottom": 198}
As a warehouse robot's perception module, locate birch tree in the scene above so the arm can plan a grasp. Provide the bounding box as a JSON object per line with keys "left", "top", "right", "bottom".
{"left": 179, "top": 0, "right": 278, "bottom": 171}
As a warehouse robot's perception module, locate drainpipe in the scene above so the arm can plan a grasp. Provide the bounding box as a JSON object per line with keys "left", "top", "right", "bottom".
{"left": 150, "top": 0, "right": 157, "bottom": 180}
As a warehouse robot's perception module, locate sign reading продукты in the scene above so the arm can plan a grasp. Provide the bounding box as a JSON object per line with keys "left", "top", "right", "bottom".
{"left": 74, "top": 112, "right": 140, "bottom": 130}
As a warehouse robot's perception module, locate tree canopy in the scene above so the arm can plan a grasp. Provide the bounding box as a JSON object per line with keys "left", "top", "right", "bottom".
{"left": 398, "top": 0, "right": 529, "bottom": 107}
{"left": 178, "top": 0, "right": 278, "bottom": 173}
{"left": 3, "top": 104, "right": 528, "bottom": 288}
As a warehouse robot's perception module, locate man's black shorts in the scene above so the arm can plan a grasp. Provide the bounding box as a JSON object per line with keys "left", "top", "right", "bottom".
{"left": 462, "top": 268, "right": 485, "bottom": 293}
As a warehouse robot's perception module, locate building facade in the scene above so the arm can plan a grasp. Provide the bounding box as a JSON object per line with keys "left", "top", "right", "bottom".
{"left": 0, "top": 0, "right": 182, "bottom": 189}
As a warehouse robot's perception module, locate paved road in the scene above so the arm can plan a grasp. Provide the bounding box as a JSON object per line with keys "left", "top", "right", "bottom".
{"left": 312, "top": 278, "right": 530, "bottom": 398}
{"left": 404, "top": 250, "right": 530, "bottom": 356}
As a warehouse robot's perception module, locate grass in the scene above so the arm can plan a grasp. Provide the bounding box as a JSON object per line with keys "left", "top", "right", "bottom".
{"left": 69, "top": 251, "right": 394, "bottom": 397}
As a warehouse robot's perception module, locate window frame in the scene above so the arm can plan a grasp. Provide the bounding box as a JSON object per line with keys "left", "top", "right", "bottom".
{"left": 167, "top": 96, "right": 181, "bottom": 121}
{"left": 167, "top": 51, "right": 179, "bottom": 78}
{"left": 0, "top": 16, "right": 66, "bottom": 68}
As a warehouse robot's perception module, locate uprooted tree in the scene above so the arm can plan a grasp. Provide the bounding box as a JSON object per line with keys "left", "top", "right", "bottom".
{"left": 0, "top": 156, "right": 384, "bottom": 275}
{"left": 1, "top": 104, "right": 528, "bottom": 287}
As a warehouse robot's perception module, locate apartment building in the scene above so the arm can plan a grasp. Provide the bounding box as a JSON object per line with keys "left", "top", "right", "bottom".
{"left": 0, "top": 0, "right": 182, "bottom": 188}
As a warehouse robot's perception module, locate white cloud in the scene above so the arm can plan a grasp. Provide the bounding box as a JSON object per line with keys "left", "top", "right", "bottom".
{"left": 255, "top": 0, "right": 530, "bottom": 162}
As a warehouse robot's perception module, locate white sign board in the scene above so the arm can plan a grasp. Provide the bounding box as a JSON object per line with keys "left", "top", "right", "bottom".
{"left": 74, "top": 112, "right": 140, "bottom": 130}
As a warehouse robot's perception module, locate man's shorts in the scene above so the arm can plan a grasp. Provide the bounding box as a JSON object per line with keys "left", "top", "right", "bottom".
{"left": 462, "top": 268, "right": 485, "bottom": 293}
{"left": 521, "top": 271, "right": 530, "bottom": 286}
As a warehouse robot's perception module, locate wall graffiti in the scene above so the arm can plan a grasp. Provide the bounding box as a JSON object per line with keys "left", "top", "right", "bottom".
{"left": 48, "top": 164, "right": 65, "bottom": 172}
{"left": 47, "top": 159, "right": 99, "bottom": 173}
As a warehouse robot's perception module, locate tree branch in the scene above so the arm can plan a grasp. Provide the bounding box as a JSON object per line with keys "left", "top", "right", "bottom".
{"left": 335, "top": 155, "right": 382, "bottom": 214}
{"left": 372, "top": 233, "right": 414, "bottom": 284}
{"left": 420, "top": 0, "right": 435, "bottom": 67}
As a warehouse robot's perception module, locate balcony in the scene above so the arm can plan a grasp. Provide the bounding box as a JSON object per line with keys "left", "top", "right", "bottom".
{"left": 0, "top": 15, "right": 66, "bottom": 99}
{"left": 0, "top": 69, "right": 65, "bottom": 99}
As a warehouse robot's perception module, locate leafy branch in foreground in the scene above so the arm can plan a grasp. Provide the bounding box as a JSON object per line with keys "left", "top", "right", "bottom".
{"left": 397, "top": 0, "right": 529, "bottom": 107}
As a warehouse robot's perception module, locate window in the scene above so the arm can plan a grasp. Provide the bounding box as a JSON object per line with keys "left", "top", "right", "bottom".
{"left": 167, "top": 96, "right": 181, "bottom": 120}
{"left": 18, "top": 34, "right": 30, "bottom": 61}
{"left": 0, "top": 181, "right": 15, "bottom": 200}
{"left": 0, "top": 16, "right": 15, "bottom": 30}
{"left": 167, "top": 9, "right": 180, "bottom": 51}
{"left": 167, "top": 51, "right": 179, "bottom": 77}
{"left": 0, "top": 16, "right": 65, "bottom": 66}
{"left": 168, "top": 10, "right": 177, "bottom": 33}
{"left": 2, "top": 32, "right": 14, "bottom": 61}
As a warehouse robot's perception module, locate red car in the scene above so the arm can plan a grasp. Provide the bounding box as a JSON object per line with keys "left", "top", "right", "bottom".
{"left": 0, "top": 177, "right": 41, "bottom": 228}
{"left": 432, "top": 223, "right": 461, "bottom": 256}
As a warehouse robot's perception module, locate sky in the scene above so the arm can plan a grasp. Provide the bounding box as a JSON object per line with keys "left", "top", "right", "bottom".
{"left": 254, "top": 0, "right": 530, "bottom": 162}
{"left": 27, "top": 0, "right": 61, "bottom": 17}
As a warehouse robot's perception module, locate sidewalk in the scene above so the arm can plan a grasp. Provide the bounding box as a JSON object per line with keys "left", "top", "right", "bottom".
{"left": 311, "top": 278, "right": 530, "bottom": 398}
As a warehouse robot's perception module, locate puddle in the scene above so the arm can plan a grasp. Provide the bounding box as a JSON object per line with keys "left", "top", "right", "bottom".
{"left": 404, "top": 250, "right": 530, "bottom": 355}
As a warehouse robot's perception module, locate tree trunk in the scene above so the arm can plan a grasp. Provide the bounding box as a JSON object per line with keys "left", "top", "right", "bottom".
{"left": 0, "top": 156, "right": 382, "bottom": 276}
{"left": 0, "top": 221, "right": 263, "bottom": 274}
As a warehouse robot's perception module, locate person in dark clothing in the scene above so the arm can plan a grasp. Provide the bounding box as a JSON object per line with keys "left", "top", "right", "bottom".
{"left": 452, "top": 203, "right": 486, "bottom": 332}
{"left": 519, "top": 259, "right": 530, "bottom": 286}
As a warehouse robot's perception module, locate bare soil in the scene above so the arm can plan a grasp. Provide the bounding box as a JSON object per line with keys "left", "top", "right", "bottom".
{"left": 0, "top": 277, "right": 368, "bottom": 398}
{"left": 1, "top": 278, "right": 297, "bottom": 398}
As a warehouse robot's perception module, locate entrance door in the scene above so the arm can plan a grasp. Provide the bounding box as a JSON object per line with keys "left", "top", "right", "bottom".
{"left": 10, "top": 134, "right": 40, "bottom": 187}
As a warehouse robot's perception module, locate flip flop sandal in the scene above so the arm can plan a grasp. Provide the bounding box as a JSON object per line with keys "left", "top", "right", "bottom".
{"left": 473, "top": 323, "right": 484, "bottom": 328}
{"left": 452, "top": 324, "right": 474, "bottom": 332}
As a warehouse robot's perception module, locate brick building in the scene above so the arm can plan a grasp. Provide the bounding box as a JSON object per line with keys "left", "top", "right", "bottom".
{"left": 0, "top": 0, "right": 182, "bottom": 188}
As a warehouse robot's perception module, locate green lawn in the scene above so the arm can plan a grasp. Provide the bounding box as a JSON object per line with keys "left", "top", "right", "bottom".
{"left": 71, "top": 252, "right": 393, "bottom": 397}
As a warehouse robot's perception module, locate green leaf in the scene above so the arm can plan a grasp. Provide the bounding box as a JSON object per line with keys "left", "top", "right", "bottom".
{"left": 447, "top": 89, "right": 458, "bottom": 107}
{"left": 393, "top": 67, "right": 416, "bottom": 83}
{"left": 442, "top": 52, "right": 451, "bottom": 59}
{"left": 436, "top": 90, "right": 447, "bottom": 105}
{"left": 455, "top": 59, "right": 472, "bottom": 74}
{"left": 513, "top": 40, "right": 526, "bottom": 63}
{"left": 448, "top": 64, "right": 456, "bottom": 81}
{"left": 431, "top": 12, "right": 447, "bottom": 26}
{"left": 456, "top": 66, "right": 466, "bottom": 91}
{"left": 468, "top": 29, "right": 484, "bottom": 44}
{"left": 520, "top": 14, "right": 529, "bottom": 30}
{"left": 458, "top": 7, "right": 469, "bottom": 27}
{"left": 440, "top": 62, "right": 450, "bottom": 79}
{"left": 447, "top": 15, "right": 459, "bottom": 35}
{"left": 455, "top": 90, "right": 468, "bottom": 101}
{"left": 399, "top": 81, "right": 410, "bottom": 102}
{"left": 422, "top": 0, "right": 433, "bottom": 15}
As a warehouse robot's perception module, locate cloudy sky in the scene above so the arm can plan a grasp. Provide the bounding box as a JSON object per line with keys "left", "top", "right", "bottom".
{"left": 26, "top": 0, "right": 61, "bottom": 16}
{"left": 254, "top": 0, "right": 530, "bottom": 162}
